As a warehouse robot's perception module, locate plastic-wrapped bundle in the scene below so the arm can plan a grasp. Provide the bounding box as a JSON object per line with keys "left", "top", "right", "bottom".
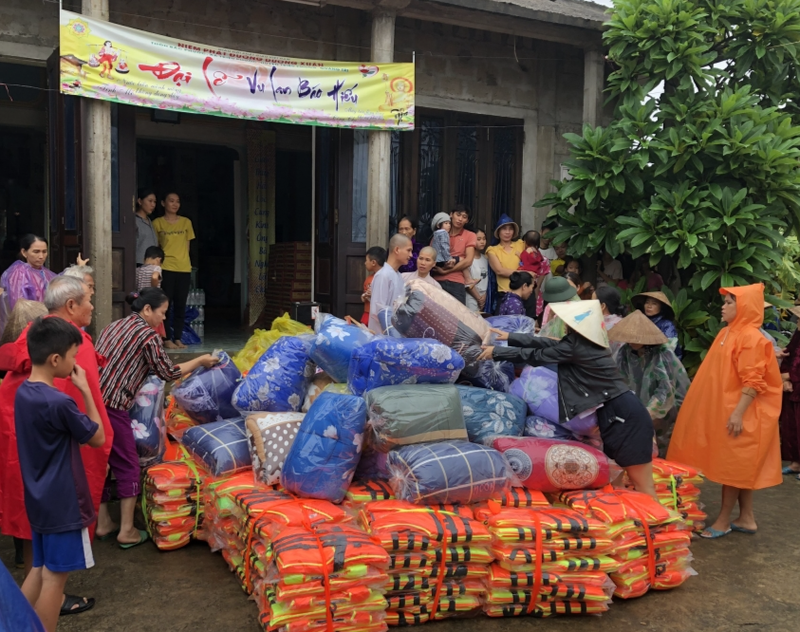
{"left": 463, "top": 359, "right": 516, "bottom": 391}
{"left": 232, "top": 329, "right": 284, "bottom": 374}
{"left": 364, "top": 499, "right": 491, "bottom": 624}
{"left": 493, "top": 437, "right": 613, "bottom": 493}
{"left": 365, "top": 384, "right": 467, "bottom": 451}
{"left": 281, "top": 392, "right": 367, "bottom": 503}
{"left": 171, "top": 351, "right": 241, "bottom": 424}
{"left": 244, "top": 412, "right": 305, "bottom": 486}
{"left": 129, "top": 376, "right": 167, "bottom": 467}
{"left": 472, "top": 487, "right": 550, "bottom": 522}
{"left": 482, "top": 506, "right": 615, "bottom": 618}
{"left": 388, "top": 440, "right": 509, "bottom": 504}
{"left": 648, "top": 458, "right": 707, "bottom": 532}
{"left": 347, "top": 337, "right": 464, "bottom": 396}
{"left": 143, "top": 459, "right": 206, "bottom": 550}
{"left": 231, "top": 335, "right": 314, "bottom": 413}
{"left": 180, "top": 417, "right": 251, "bottom": 477}
{"left": 345, "top": 479, "right": 395, "bottom": 503}
{"left": 355, "top": 446, "right": 390, "bottom": 481}
{"left": 509, "top": 366, "right": 559, "bottom": 423}
{"left": 392, "top": 280, "right": 488, "bottom": 375}
{"left": 309, "top": 313, "right": 374, "bottom": 383}
{"left": 485, "top": 315, "right": 536, "bottom": 337}
{"left": 302, "top": 372, "right": 335, "bottom": 412}
{"left": 524, "top": 416, "right": 577, "bottom": 441}
{"left": 558, "top": 488, "right": 695, "bottom": 599}
{"left": 456, "top": 385, "right": 526, "bottom": 444}
{"left": 201, "top": 472, "right": 263, "bottom": 556}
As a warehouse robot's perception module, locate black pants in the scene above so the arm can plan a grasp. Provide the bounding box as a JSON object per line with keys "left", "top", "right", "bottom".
{"left": 439, "top": 280, "right": 467, "bottom": 304}
{"left": 162, "top": 270, "right": 191, "bottom": 342}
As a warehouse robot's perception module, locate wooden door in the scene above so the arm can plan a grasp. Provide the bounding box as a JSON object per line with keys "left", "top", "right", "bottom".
{"left": 47, "top": 50, "right": 83, "bottom": 272}
{"left": 336, "top": 130, "right": 367, "bottom": 320}
{"left": 313, "top": 128, "right": 336, "bottom": 313}
{"left": 110, "top": 105, "right": 137, "bottom": 321}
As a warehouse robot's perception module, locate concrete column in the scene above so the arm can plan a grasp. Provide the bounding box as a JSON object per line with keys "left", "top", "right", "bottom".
{"left": 582, "top": 49, "right": 605, "bottom": 128}
{"left": 82, "top": 0, "right": 112, "bottom": 337}
{"left": 533, "top": 125, "right": 555, "bottom": 230}
{"left": 520, "top": 114, "right": 538, "bottom": 231}
{"left": 366, "top": 10, "right": 395, "bottom": 248}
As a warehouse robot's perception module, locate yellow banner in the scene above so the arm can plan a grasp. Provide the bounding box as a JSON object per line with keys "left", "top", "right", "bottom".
{"left": 59, "top": 10, "right": 415, "bottom": 130}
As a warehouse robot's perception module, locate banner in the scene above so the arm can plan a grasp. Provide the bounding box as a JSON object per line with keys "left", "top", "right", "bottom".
{"left": 247, "top": 130, "right": 276, "bottom": 325}
{"left": 59, "top": 10, "right": 415, "bottom": 130}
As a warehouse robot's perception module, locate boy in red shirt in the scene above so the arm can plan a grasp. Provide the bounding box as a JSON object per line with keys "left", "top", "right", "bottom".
{"left": 360, "top": 247, "right": 386, "bottom": 326}
{"left": 519, "top": 230, "right": 551, "bottom": 317}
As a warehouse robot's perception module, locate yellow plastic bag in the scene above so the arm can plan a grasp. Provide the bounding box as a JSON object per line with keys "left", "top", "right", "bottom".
{"left": 271, "top": 313, "right": 312, "bottom": 335}
{"left": 232, "top": 329, "right": 284, "bottom": 373}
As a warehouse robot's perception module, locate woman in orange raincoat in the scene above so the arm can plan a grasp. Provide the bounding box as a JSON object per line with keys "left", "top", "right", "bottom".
{"left": 668, "top": 283, "right": 782, "bottom": 539}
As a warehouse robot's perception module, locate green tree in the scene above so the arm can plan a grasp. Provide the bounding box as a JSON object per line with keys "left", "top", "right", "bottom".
{"left": 539, "top": 0, "right": 800, "bottom": 370}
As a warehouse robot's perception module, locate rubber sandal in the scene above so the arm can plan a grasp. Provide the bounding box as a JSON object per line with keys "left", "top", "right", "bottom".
{"left": 60, "top": 595, "right": 95, "bottom": 616}
{"left": 782, "top": 466, "right": 800, "bottom": 475}
{"left": 698, "top": 527, "right": 731, "bottom": 539}
{"left": 119, "top": 529, "right": 149, "bottom": 550}
{"left": 96, "top": 529, "right": 119, "bottom": 542}
{"left": 730, "top": 523, "right": 757, "bottom": 535}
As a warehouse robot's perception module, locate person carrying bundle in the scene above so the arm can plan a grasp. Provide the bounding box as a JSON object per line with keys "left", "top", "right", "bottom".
{"left": 479, "top": 300, "right": 657, "bottom": 498}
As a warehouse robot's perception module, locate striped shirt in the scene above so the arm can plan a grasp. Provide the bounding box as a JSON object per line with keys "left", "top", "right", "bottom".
{"left": 136, "top": 264, "right": 161, "bottom": 290}
{"left": 96, "top": 313, "right": 182, "bottom": 410}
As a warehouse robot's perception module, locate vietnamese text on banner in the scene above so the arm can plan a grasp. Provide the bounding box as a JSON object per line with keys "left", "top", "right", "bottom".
{"left": 59, "top": 10, "right": 415, "bottom": 130}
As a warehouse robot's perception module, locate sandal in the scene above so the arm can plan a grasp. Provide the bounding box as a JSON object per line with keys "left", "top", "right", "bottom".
{"left": 119, "top": 529, "right": 149, "bottom": 550}
{"left": 782, "top": 465, "right": 800, "bottom": 475}
{"left": 730, "top": 523, "right": 757, "bottom": 535}
{"left": 60, "top": 594, "right": 95, "bottom": 616}
{"left": 96, "top": 529, "right": 120, "bottom": 542}
{"left": 698, "top": 527, "right": 731, "bottom": 539}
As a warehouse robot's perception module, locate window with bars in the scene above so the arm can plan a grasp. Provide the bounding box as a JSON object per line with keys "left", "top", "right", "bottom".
{"left": 455, "top": 125, "right": 479, "bottom": 214}
{"left": 492, "top": 127, "right": 517, "bottom": 228}
{"left": 417, "top": 117, "right": 443, "bottom": 233}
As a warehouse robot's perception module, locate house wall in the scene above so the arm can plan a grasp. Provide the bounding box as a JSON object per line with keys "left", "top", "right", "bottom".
{"left": 0, "top": 0, "right": 592, "bottom": 231}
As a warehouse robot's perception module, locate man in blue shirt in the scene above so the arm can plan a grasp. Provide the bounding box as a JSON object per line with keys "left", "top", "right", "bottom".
{"left": 15, "top": 317, "right": 105, "bottom": 632}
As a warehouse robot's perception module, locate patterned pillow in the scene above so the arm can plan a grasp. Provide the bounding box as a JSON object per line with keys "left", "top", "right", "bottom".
{"left": 245, "top": 412, "right": 305, "bottom": 486}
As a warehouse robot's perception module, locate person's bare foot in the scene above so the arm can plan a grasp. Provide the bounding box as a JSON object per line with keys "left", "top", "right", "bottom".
{"left": 95, "top": 522, "right": 119, "bottom": 539}
{"left": 164, "top": 340, "right": 179, "bottom": 349}
{"left": 117, "top": 527, "right": 144, "bottom": 545}
{"left": 175, "top": 340, "right": 187, "bottom": 349}
{"left": 731, "top": 516, "right": 758, "bottom": 532}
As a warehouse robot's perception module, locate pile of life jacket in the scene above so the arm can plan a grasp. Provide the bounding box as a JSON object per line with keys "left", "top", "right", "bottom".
{"left": 142, "top": 456, "right": 207, "bottom": 551}
{"left": 557, "top": 487, "right": 695, "bottom": 599}
{"left": 648, "top": 458, "right": 707, "bottom": 532}
{"left": 352, "top": 488, "right": 493, "bottom": 626}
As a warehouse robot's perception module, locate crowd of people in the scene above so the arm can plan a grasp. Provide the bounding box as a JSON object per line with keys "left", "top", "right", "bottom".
{"left": 0, "top": 201, "right": 795, "bottom": 630}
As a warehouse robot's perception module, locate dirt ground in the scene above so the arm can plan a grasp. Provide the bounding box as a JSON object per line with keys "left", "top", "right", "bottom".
{"left": 2, "top": 478, "right": 799, "bottom": 632}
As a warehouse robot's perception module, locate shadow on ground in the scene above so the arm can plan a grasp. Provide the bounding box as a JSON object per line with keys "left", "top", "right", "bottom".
{"left": 2, "top": 478, "right": 798, "bottom": 632}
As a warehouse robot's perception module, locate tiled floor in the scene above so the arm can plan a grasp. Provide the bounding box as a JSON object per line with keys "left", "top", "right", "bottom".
{"left": 166, "top": 322, "right": 251, "bottom": 358}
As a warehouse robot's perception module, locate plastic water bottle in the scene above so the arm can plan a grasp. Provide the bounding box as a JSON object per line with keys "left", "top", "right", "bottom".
{"left": 198, "top": 322, "right": 204, "bottom": 339}
{"left": 199, "top": 289, "right": 206, "bottom": 306}
{"left": 198, "top": 306, "right": 205, "bottom": 322}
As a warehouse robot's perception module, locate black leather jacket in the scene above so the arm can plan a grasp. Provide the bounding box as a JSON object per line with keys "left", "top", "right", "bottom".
{"left": 492, "top": 332, "right": 629, "bottom": 422}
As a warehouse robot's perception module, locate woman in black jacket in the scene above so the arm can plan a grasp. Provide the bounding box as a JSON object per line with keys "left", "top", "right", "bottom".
{"left": 480, "top": 299, "right": 657, "bottom": 498}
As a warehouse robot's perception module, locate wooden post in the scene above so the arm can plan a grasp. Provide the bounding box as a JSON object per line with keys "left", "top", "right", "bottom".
{"left": 82, "top": 0, "right": 112, "bottom": 337}
{"left": 366, "top": 9, "right": 396, "bottom": 249}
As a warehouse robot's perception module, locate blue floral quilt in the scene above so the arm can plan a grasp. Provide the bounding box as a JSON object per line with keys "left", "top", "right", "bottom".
{"left": 310, "top": 314, "right": 374, "bottom": 383}
{"left": 456, "top": 385, "right": 526, "bottom": 444}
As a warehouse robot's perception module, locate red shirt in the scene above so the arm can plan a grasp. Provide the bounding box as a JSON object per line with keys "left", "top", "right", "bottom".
{"left": 435, "top": 228, "right": 477, "bottom": 285}
{"left": 361, "top": 273, "right": 375, "bottom": 326}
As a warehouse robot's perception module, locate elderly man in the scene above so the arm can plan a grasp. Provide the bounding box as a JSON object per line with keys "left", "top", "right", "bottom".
{"left": 0, "top": 276, "right": 112, "bottom": 617}
{"left": 62, "top": 264, "right": 96, "bottom": 296}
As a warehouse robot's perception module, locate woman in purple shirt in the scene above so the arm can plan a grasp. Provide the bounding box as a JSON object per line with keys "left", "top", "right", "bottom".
{"left": 497, "top": 272, "right": 534, "bottom": 316}
{"left": 397, "top": 216, "right": 422, "bottom": 273}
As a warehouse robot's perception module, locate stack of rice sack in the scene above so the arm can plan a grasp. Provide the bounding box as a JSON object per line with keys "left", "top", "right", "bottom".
{"left": 510, "top": 366, "right": 602, "bottom": 449}
{"left": 391, "top": 279, "right": 512, "bottom": 390}
{"left": 360, "top": 499, "right": 492, "bottom": 625}
{"left": 232, "top": 313, "right": 311, "bottom": 373}
{"left": 171, "top": 350, "right": 241, "bottom": 424}
{"left": 142, "top": 455, "right": 207, "bottom": 550}
{"left": 129, "top": 375, "right": 167, "bottom": 466}
{"left": 557, "top": 488, "right": 695, "bottom": 599}
{"left": 649, "top": 459, "right": 707, "bottom": 532}
{"left": 481, "top": 504, "right": 617, "bottom": 618}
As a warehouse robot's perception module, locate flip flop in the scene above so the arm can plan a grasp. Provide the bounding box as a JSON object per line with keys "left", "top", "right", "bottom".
{"left": 782, "top": 466, "right": 800, "bottom": 475}
{"left": 730, "top": 523, "right": 757, "bottom": 535}
{"left": 60, "top": 594, "right": 95, "bottom": 616}
{"left": 119, "top": 529, "right": 149, "bottom": 550}
{"left": 96, "top": 529, "right": 119, "bottom": 542}
{"left": 699, "top": 527, "right": 731, "bottom": 539}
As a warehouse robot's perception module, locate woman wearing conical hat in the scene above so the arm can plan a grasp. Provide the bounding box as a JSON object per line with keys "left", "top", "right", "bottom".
{"left": 609, "top": 311, "right": 690, "bottom": 457}
{"left": 480, "top": 300, "right": 657, "bottom": 498}
{"left": 632, "top": 291, "right": 682, "bottom": 359}
{"left": 668, "top": 284, "right": 782, "bottom": 539}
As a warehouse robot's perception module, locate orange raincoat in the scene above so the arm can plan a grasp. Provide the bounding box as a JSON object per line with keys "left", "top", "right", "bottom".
{"left": 667, "top": 283, "right": 781, "bottom": 490}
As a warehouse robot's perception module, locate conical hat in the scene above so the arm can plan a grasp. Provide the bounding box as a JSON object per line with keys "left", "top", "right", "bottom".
{"left": 607, "top": 310, "right": 668, "bottom": 346}
{"left": 549, "top": 300, "right": 609, "bottom": 348}
{"left": 632, "top": 291, "right": 674, "bottom": 319}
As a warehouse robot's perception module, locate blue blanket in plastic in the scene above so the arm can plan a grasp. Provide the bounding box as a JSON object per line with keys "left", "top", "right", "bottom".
{"left": 524, "top": 416, "right": 577, "bottom": 441}
{"left": 486, "top": 315, "right": 537, "bottom": 335}
{"left": 310, "top": 314, "right": 374, "bottom": 383}
{"left": 180, "top": 417, "right": 251, "bottom": 476}
{"left": 129, "top": 376, "right": 166, "bottom": 467}
{"left": 171, "top": 351, "right": 241, "bottom": 424}
{"left": 0, "top": 563, "right": 45, "bottom": 632}
{"left": 456, "top": 385, "right": 526, "bottom": 444}
{"left": 387, "top": 440, "right": 509, "bottom": 504}
{"left": 348, "top": 337, "right": 465, "bottom": 396}
{"left": 509, "top": 365, "right": 559, "bottom": 423}
{"left": 232, "top": 335, "right": 313, "bottom": 412}
{"left": 464, "top": 360, "right": 515, "bottom": 391}
{"left": 281, "top": 392, "right": 367, "bottom": 503}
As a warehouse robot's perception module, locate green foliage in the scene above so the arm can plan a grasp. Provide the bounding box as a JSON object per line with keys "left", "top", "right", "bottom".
{"left": 538, "top": 0, "right": 800, "bottom": 367}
